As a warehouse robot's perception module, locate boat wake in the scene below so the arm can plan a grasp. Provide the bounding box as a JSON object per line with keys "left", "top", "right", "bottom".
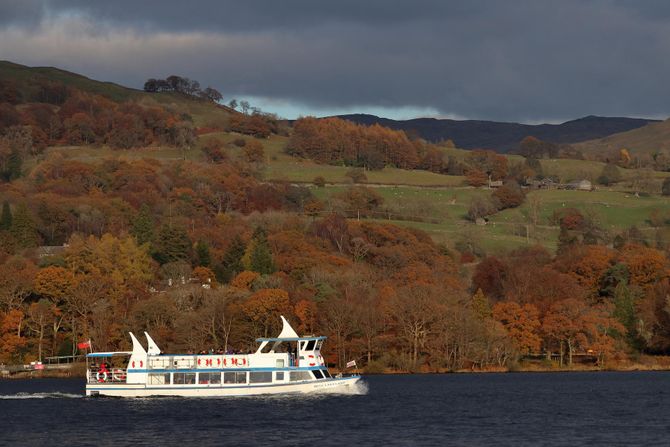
{"left": 315, "top": 380, "right": 369, "bottom": 396}
{"left": 0, "top": 392, "right": 83, "bottom": 399}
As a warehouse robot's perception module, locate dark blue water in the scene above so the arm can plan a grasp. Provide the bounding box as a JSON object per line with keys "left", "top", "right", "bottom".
{"left": 1, "top": 372, "right": 669, "bottom": 446}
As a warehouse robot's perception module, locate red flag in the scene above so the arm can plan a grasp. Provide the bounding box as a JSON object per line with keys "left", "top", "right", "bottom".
{"left": 77, "top": 341, "right": 91, "bottom": 349}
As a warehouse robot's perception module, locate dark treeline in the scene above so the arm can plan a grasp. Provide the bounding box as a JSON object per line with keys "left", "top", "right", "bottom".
{"left": 143, "top": 75, "right": 222, "bottom": 103}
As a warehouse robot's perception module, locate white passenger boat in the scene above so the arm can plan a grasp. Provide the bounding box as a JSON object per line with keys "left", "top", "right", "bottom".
{"left": 85, "top": 316, "right": 361, "bottom": 397}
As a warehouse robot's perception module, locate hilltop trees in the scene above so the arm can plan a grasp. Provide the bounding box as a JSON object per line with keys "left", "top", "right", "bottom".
{"left": 143, "top": 76, "right": 222, "bottom": 103}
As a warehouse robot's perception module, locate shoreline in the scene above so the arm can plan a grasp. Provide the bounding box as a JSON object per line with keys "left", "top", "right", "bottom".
{"left": 4, "top": 359, "right": 670, "bottom": 379}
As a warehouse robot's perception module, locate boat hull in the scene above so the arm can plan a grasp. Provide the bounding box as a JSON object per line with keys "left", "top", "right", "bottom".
{"left": 86, "top": 376, "right": 361, "bottom": 398}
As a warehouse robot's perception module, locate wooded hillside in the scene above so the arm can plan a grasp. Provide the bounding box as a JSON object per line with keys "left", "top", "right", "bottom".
{"left": 1, "top": 62, "right": 670, "bottom": 372}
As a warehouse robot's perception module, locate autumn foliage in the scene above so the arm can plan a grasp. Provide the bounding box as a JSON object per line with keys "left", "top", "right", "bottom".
{"left": 1, "top": 76, "right": 670, "bottom": 373}
{"left": 287, "top": 117, "right": 446, "bottom": 171}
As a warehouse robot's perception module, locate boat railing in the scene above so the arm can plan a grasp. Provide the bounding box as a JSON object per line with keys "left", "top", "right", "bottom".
{"left": 87, "top": 368, "right": 128, "bottom": 384}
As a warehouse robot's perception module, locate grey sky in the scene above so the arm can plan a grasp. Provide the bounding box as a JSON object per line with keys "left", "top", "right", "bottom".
{"left": 0, "top": 0, "right": 669, "bottom": 122}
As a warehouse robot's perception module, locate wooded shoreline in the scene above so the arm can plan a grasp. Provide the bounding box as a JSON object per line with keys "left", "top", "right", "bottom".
{"left": 4, "top": 357, "right": 670, "bottom": 380}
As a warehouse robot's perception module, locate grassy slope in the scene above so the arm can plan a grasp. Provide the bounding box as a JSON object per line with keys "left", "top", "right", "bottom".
{"left": 539, "top": 158, "right": 670, "bottom": 184}
{"left": 8, "top": 60, "right": 667, "bottom": 255}
{"left": 573, "top": 118, "right": 670, "bottom": 157}
{"left": 45, "top": 131, "right": 669, "bottom": 255}
{"left": 312, "top": 184, "right": 670, "bottom": 253}
{"left": 200, "top": 132, "right": 466, "bottom": 186}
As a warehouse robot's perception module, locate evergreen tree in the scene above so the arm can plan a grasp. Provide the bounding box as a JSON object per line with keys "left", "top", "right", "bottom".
{"left": 612, "top": 282, "right": 642, "bottom": 351}
{"left": 152, "top": 224, "right": 192, "bottom": 264}
{"left": 471, "top": 288, "right": 492, "bottom": 320}
{"left": 195, "top": 240, "right": 211, "bottom": 267}
{"left": 662, "top": 177, "right": 670, "bottom": 196}
{"left": 10, "top": 203, "right": 39, "bottom": 248}
{"left": 221, "top": 235, "right": 246, "bottom": 282}
{"left": 524, "top": 157, "right": 544, "bottom": 179}
{"left": 599, "top": 263, "right": 629, "bottom": 298}
{"left": 131, "top": 204, "right": 154, "bottom": 246}
{"left": 1, "top": 147, "right": 23, "bottom": 182}
{"left": 249, "top": 228, "right": 275, "bottom": 275}
{"left": 0, "top": 201, "right": 12, "bottom": 230}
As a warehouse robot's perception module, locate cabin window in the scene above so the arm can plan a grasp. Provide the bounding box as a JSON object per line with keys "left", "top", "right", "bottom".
{"left": 312, "top": 370, "right": 324, "bottom": 379}
{"left": 198, "top": 372, "right": 221, "bottom": 384}
{"left": 289, "top": 371, "right": 313, "bottom": 382}
{"left": 316, "top": 340, "right": 323, "bottom": 351}
{"left": 148, "top": 373, "right": 170, "bottom": 385}
{"left": 249, "top": 372, "right": 272, "bottom": 383}
{"left": 276, "top": 359, "right": 285, "bottom": 368}
{"left": 305, "top": 340, "right": 316, "bottom": 351}
{"left": 224, "top": 372, "right": 247, "bottom": 384}
{"left": 276, "top": 372, "right": 284, "bottom": 381}
{"left": 323, "top": 370, "right": 332, "bottom": 378}
{"left": 173, "top": 372, "right": 196, "bottom": 384}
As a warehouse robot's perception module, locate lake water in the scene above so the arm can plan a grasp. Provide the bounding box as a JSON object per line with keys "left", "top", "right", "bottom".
{"left": 1, "top": 372, "right": 669, "bottom": 446}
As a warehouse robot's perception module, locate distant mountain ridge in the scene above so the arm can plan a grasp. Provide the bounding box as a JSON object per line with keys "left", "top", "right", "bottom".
{"left": 335, "top": 113, "right": 659, "bottom": 153}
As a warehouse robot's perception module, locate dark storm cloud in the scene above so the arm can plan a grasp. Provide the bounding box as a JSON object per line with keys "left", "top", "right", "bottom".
{"left": 42, "top": 0, "right": 483, "bottom": 32}
{"left": 1, "top": 0, "right": 669, "bottom": 121}
{"left": 0, "top": 0, "right": 44, "bottom": 26}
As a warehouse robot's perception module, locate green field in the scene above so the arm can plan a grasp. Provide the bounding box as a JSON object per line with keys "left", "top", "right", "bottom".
{"left": 39, "top": 145, "right": 204, "bottom": 170}
{"left": 199, "top": 132, "right": 467, "bottom": 187}
{"left": 495, "top": 189, "right": 670, "bottom": 230}
{"left": 40, "top": 131, "right": 670, "bottom": 255}
{"left": 311, "top": 184, "right": 669, "bottom": 254}
{"left": 539, "top": 158, "right": 670, "bottom": 184}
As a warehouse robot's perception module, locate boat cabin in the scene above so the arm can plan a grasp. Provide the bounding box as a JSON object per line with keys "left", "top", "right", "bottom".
{"left": 86, "top": 316, "right": 334, "bottom": 388}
